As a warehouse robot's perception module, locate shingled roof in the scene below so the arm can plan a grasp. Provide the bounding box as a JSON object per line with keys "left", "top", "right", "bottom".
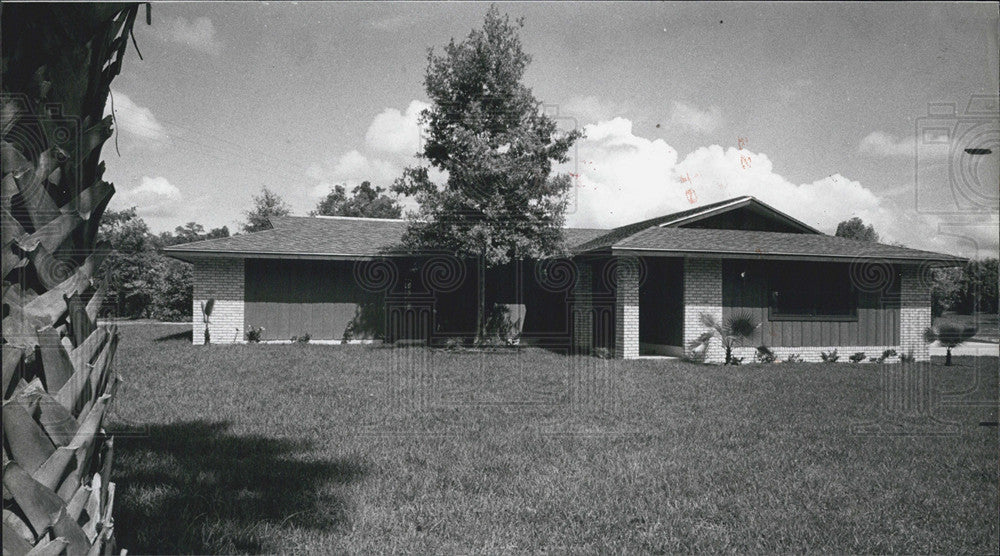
{"left": 162, "top": 197, "right": 963, "bottom": 264}
{"left": 162, "top": 215, "right": 608, "bottom": 261}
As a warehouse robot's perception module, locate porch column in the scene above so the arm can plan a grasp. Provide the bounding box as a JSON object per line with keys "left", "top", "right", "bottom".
{"left": 683, "top": 257, "right": 724, "bottom": 363}
{"left": 193, "top": 258, "right": 245, "bottom": 345}
{"left": 900, "top": 265, "right": 931, "bottom": 361}
{"left": 614, "top": 258, "right": 640, "bottom": 359}
{"left": 572, "top": 260, "right": 593, "bottom": 354}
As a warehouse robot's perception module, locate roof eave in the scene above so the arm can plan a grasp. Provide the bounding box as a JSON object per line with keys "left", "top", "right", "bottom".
{"left": 159, "top": 249, "right": 394, "bottom": 263}
{"left": 610, "top": 246, "right": 966, "bottom": 264}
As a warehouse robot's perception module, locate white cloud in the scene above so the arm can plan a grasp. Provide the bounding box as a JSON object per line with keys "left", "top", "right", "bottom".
{"left": 159, "top": 16, "right": 222, "bottom": 56}
{"left": 859, "top": 131, "right": 916, "bottom": 157}
{"left": 115, "top": 176, "right": 183, "bottom": 218}
{"left": 563, "top": 117, "right": 980, "bottom": 255}
{"left": 560, "top": 95, "right": 623, "bottom": 124}
{"left": 105, "top": 90, "right": 167, "bottom": 142}
{"left": 365, "top": 100, "right": 429, "bottom": 156}
{"left": 667, "top": 101, "right": 724, "bottom": 134}
{"left": 308, "top": 150, "right": 400, "bottom": 196}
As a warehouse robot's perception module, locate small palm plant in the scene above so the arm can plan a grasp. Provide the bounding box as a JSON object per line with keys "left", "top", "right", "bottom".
{"left": 201, "top": 298, "right": 215, "bottom": 344}
{"left": 924, "top": 323, "right": 977, "bottom": 366}
{"left": 691, "top": 311, "right": 761, "bottom": 365}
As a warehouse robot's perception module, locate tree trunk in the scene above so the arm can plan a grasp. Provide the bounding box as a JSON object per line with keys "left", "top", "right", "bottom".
{"left": 946, "top": 347, "right": 952, "bottom": 366}
{"left": 2, "top": 4, "right": 142, "bottom": 554}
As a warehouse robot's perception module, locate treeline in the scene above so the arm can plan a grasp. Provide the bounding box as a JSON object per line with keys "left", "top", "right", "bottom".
{"left": 98, "top": 208, "right": 230, "bottom": 320}
{"left": 932, "top": 258, "right": 998, "bottom": 317}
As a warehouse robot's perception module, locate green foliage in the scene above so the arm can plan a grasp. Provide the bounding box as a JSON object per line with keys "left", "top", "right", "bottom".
{"left": 785, "top": 354, "right": 803, "bottom": 363}
{"left": 312, "top": 181, "right": 402, "bottom": 219}
{"left": 834, "top": 217, "right": 879, "bottom": 242}
{"left": 820, "top": 349, "right": 839, "bottom": 362}
{"left": 159, "top": 222, "right": 230, "bottom": 247}
{"left": 849, "top": 352, "right": 867, "bottom": 363}
{"left": 242, "top": 187, "right": 291, "bottom": 233}
{"left": 877, "top": 349, "right": 897, "bottom": 363}
{"left": 291, "top": 333, "right": 311, "bottom": 344}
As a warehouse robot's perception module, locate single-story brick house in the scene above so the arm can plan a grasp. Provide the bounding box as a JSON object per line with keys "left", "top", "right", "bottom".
{"left": 163, "top": 196, "right": 963, "bottom": 362}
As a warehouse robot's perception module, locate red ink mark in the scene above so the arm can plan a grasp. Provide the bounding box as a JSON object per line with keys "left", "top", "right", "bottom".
{"left": 737, "top": 136, "right": 748, "bottom": 150}
{"left": 740, "top": 154, "right": 752, "bottom": 170}
{"left": 685, "top": 188, "right": 697, "bottom": 204}
{"left": 679, "top": 172, "right": 691, "bottom": 184}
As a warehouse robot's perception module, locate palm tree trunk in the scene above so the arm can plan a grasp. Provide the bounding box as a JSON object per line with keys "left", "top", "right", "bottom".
{"left": 2, "top": 4, "right": 143, "bottom": 554}
{"left": 946, "top": 347, "right": 952, "bottom": 366}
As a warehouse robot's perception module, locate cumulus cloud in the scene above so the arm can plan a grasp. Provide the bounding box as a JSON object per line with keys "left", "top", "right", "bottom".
{"left": 859, "top": 131, "right": 916, "bottom": 157}
{"left": 563, "top": 116, "right": 971, "bottom": 254}
{"left": 116, "top": 176, "right": 184, "bottom": 217}
{"left": 159, "top": 16, "right": 222, "bottom": 55}
{"left": 365, "top": 100, "right": 429, "bottom": 156}
{"left": 667, "top": 101, "right": 724, "bottom": 134}
{"left": 105, "top": 90, "right": 167, "bottom": 143}
{"left": 308, "top": 150, "right": 400, "bottom": 196}
{"left": 560, "top": 95, "right": 623, "bottom": 124}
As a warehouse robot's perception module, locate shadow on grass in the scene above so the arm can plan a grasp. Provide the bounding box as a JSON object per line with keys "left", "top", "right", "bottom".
{"left": 153, "top": 329, "right": 193, "bottom": 342}
{"left": 112, "top": 420, "right": 365, "bottom": 554}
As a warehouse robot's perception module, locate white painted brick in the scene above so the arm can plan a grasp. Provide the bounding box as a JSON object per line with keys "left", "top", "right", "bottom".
{"left": 192, "top": 258, "right": 245, "bottom": 345}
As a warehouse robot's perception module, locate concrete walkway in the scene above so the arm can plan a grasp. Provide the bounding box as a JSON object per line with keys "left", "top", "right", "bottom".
{"left": 929, "top": 341, "right": 999, "bottom": 357}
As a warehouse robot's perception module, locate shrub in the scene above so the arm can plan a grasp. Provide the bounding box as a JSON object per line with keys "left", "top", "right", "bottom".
{"left": 820, "top": 349, "right": 840, "bottom": 363}
{"left": 755, "top": 345, "right": 776, "bottom": 363}
{"left": 877, "top": 349, "right": 897, "bottom": 363}
{"left": 849, "top": 352, "right": 866, "bottom": 363}
{"left": 245, "top": 326, "right": 264, "bottom": 343}
{"left": 594, "top": 347, "right": 613, "bottom": 359}
{"left": 730, "top": 356, "right": 745, "bottom": 366}
{"left": 899, "top": 350, "right": 916, "bottom": 363}
{"left": 785, "top": 354, "right": 803, "bottom": 363}
{"left": 291, "top": 333, "right": 311, "bottom": 344}
{"left": 692, "top": 311, "right": 761, "bottom": 365}
{"left": 924, "top": 323, "right": 978, "bottom": 366}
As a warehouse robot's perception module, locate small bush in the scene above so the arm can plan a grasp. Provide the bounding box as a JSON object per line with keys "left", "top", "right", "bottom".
{"left": 291, "top": 334, "right": 311, "bottom": 344}
{"left": 594, "top": 347, "right": 613, "bottom": 359}
{"left": 755, "top": 345, "right": 776, "bottom": 364}
{"left": 245, "top": 326, "right": 264, "bottom": 343}
{"left": 442, "top": 337, "right": 463, "bottom": 350}
{"left": 730, "top": 356, "right": 745, "bottom": 366}
{"left": 849, "top": 352, "right": 866, "bottom": 363}
{"left": 877, "top": 349, "right": 897, "bottom": 363}
{"left": 899, "top": 350, "right": 915, "bottom": 363}
{"left": 785, "top": 354, "right": 803, "bottom": 363}
{"left": 820, "top": 349, "right": 840, "bottom": 363}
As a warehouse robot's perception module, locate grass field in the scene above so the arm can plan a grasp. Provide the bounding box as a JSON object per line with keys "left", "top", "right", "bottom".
{"left": 109, "top": 324, "right": 998, "bottom": 553}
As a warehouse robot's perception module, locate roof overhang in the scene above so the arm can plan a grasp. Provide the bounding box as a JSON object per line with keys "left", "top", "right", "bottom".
{"left": 610, "top": 246, "right": 966, "bottom": 265}
{"left": 160, "top": 249, "right": 401, "bottom": 263}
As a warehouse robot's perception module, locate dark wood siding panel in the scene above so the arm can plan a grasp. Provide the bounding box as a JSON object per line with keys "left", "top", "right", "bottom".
{"left": 245, "top": 259, "right": 384, "bottom": 341}
{"left": 722, "top": 260, "right": 900, "bottom": 347}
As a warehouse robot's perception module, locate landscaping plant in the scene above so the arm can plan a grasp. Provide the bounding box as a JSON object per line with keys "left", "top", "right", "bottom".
{"left": 201, "top": 299, "right": 215, "bottom": 345}
{"left": 924, "top": 323, "right": 978, "bottom": 366}
{"left": 849, "top": 352, "right": 867, "bottom": 363}
{"left": 820, "top": 349, "right": 840, "bottom": 362}
{"left": 1, "top": 4, "right": 145, "bottom": 553}
{"left": 694, "top": 311, "right": 761, "bottom": 365}
{"left": 755, "top": 345, "right": 776, "bottom": 363}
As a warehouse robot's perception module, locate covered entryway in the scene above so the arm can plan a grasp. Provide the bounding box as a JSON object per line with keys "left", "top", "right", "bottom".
{"left": 639, "top": 257, "right": 685, "bottom": 356}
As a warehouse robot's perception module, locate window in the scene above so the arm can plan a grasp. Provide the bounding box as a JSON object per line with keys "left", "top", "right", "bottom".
{"left": 768, "top": 262, "right": 857, "bottom": 321}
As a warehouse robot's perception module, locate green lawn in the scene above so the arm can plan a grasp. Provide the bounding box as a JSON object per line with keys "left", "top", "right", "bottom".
{"left": 109, "top": 324, "right": 998, "bottom": 554}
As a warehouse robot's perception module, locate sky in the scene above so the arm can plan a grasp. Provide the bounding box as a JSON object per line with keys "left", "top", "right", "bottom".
{"left": 103, "top": 1, "right": 999, "bottom": 258}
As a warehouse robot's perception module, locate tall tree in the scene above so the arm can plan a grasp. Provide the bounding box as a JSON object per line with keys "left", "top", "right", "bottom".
{"left": 392, "top": 5, "right": 583, "bottom": 341}
{"left": 312, "top": 181, "right": 402, "bottom": 218}
{"left": 2, "top": 4, "right": 144, "bottom": 553}
{"left": 241, "top": 186, "right": 290, "bottom": 233}
{"left": 835, "top": 217, "right": 880, "bottom": 242}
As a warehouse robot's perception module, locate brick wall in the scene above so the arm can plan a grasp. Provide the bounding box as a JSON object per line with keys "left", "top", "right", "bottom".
{"left": 900, "top": 264, "right": 932, "bottom": 361}
{"left": 193, "top": 258, "right": 245, "bottom": 345}
{"left": 614, "top": 258, "right": 640, "bottom": 359}
{"left": 684, "top": 257, "right": 725, "bottom": 363}
{"left": 572, "top": 261, "right": 593, "bottom": 354}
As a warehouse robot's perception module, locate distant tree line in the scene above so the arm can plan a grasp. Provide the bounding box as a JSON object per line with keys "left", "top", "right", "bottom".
{"left": 835, "top": 217, "right": 997, "bottom": 317}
